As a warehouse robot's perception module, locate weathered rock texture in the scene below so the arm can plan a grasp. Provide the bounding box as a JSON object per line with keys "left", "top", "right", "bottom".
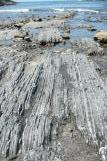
{"left": 38, "top": 28, "right": 62, "bottom": 45}
{"left": 23, "top": 19, "right": 65, "bottom": 30}
{"left": 71, "top": 38, "right": 104, "bottom": 56}
{"left": 0, "top": 39, "right": 107, "bottom": 161}
{"left": 0, "top": 29, "right": 18, "bottom": 45}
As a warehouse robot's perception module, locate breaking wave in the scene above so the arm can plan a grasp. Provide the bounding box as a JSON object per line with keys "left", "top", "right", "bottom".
{"left": 53, "top": 8, "right": 100, "bottom": 13}
{"left": 0, "top": 9, "right": 30, "bottom": 13}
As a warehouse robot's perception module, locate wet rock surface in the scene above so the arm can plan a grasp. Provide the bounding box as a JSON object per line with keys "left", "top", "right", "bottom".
{"left": 0, "top": 46, "right": 101, "bottom": 161}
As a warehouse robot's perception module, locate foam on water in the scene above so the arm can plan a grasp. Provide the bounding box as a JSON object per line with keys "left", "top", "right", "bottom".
{"left": 69, "top": 8, "right": 99, "bottom": 13}
{"left": 0, "top": 9, "right": 29, "bottom": 13}
{"left": 53, "top": 8, "right": 100, "bottom": 13}
{"left": 53, "top": 8, "right": 65, "bottom": 12}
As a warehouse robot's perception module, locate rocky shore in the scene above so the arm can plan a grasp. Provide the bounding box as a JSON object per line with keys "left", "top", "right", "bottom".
{"left": 0, "top": 10, "right": 107, "bottom": 161}
{"left": 0, "top": 0, "right": 16, "bottom": 6}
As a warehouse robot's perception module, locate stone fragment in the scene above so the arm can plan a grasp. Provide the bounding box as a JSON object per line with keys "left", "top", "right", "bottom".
{"left": 62, "top": 33, "right": 70, "bottom": 39}
{"left": 24, "top": 36, "right": 32, "bottom": 42}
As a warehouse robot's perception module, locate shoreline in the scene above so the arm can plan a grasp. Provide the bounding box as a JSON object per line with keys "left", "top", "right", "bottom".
{"left": 0, "top": 10, "right": 107, "bottom": 161}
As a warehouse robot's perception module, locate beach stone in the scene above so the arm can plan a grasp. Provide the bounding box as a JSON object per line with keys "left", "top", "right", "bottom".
{"left": 94, "top": 31, "right": 107, "bottom": 43}
{"left": 62, "top": 33, "right": 70, "bottom": 39}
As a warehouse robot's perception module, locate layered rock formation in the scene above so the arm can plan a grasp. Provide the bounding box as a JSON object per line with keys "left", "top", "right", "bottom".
{"left": 0, "top": 39, "right": 107, "bottom": 161}
{"left": 0, "top": 11, "right": 107, "bottom": 161}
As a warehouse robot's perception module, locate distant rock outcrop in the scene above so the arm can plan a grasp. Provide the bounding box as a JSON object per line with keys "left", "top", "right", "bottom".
{"left": 0, "top": 0, "right": 16, "bottom": 6}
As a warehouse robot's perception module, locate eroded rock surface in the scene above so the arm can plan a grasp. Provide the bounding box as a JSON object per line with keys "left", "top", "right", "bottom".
{"left": 0, "top": 11, "right": 107, "bottom": 161}
{"left": 0, "top": 40, "right": 107, "bottom": 161}
{"left": 71, "top": 38, "right": 104, "bottom": 56}
{"left": 38, "top": 28, "right": 62, "bottom": 45}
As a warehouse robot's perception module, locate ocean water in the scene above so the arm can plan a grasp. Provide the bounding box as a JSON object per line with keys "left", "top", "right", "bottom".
{"left": 0, "top": 0, "right": 107, "bottom": 41}
{"left": 0, "top": 0, "right": 107, "bottom": 20}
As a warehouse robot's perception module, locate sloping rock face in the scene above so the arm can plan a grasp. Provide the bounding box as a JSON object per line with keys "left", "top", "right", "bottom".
{"left": 0, "top": 42, "right": 107, "bottom": 161}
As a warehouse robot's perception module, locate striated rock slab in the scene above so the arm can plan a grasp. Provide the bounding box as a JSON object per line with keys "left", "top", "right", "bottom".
{"left": 0, "top": 43, "right": 107, "bottom": 161}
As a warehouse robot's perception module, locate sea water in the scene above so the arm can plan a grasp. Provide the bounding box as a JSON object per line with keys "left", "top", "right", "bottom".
{"left": 0, "top": 0, "right": 107, "bottom": 20}
{"left": 0, "top": 0, "right": 107, "bottom": 41}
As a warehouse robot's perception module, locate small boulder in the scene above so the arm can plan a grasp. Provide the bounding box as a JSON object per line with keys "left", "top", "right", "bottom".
{"left": 94, "top": 31, "right": 107, "bottom": 43}
{"left": 24, "top": 36, "right": 32, "bottom": 42}
{"left": 62, "top": 33, "right": 70, "bottom": 40}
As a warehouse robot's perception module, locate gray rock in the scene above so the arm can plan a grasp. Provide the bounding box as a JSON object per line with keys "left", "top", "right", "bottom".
{"left": 0, "top": 39, "right": 107, "bottom": 161}
{"left": 14, "top": 31, "right": 26, "bottom": 39}
{"left": 62, "top": 33, "right": 70, "bottom": 39}
{"left": 71, "top": 38, "right": 104, "bottom": 56}
{"left": 38, "top": 28, "right": 62, "bottom": 45}
{"left": 24, "top": 36, "right": 32, "bottom": 42}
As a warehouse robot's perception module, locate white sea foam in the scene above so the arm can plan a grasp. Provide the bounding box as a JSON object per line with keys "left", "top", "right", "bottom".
{"left": 53, "top": 8, "right": 65, "bottom": 12}
{"left": 0, "top": 9, "right": 30, "bottom": 13}
{"left": 53, "top": 8, "right": 99, "bottom": 13}
{"left": 68, "top": 8, "right": 99, "bottom": 13}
